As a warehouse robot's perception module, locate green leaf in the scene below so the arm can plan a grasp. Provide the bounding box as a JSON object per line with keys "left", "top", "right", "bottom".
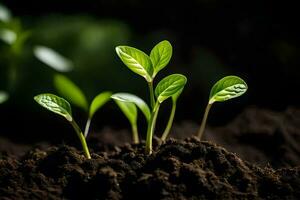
{"left": 114, "top": 100, "right": 137, "bottom": 125}
{"left": 150, "top": 40, "right": 172, "bottom": 77}
{"left": 155, "top": 74, "right": 187, "bottom": 103}
{"left": 172, "top": 88, "right": 184, "bottom": 102}
{"left": 34, "top": 93, "right": 73, "bottom": 121}
{"left": 115, "top": 46, "right": 153, "bottom": 82}
{"left": 209, "top": 75, "right": 248, "bottom": 104}
{"left": 34, "top": 46, "right": 73, "bottom": 72}
{"left": 89, "top": 91, "right": 112, "bottom": 118}
{"left": 0, "top": 91, "right": 9, "bottom": 104}
{"left": 54, "top": 74, "right": 88, "bottom": 111}
{"left": 111, "top": 93, "right": 150, "bottom": 121}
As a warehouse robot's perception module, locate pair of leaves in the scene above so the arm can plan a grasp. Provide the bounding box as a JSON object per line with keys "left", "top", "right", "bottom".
{"left": 54, "top": 74, "right": 111, "bottom": 119}
{"left": 209, "top": 76, "right": 248, "bottom": 104}
{"left": 115, "top": 40, "right": 172, "bottom": 82}
{"left": 111, "top": 93, "right": 151, "bottom": 125}
{"left": 34, "top": 46, "right": 74, "bottom": 72}
{"left": 111, "top": 74, "right": 187, "bottom": 124}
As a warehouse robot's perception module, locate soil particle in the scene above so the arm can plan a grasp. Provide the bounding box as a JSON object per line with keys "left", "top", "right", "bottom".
{"left": 0, "top": 137, "right": 299, "bottom": 200}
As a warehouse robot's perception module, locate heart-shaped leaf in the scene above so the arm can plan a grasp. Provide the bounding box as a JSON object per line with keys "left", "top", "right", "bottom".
{"left": 209, "top": 76, "right": 247, "bottom": 104}
{"left": 114, "top": 100, "right": 137, "bottom": 126}
{"left": 150, "top": 40, "right": 172, "bottom": 77}
{"left": 155, "top": 74, "right": 187, "bottom": 103}
{"left": 0, "top": 91, "right": 9, "bottom": 104}
{"left": 54, "top": 74, "right": 88, "bottom": 111}
{"left": 115, "top": 46, "right": 153, "bottom": 82}
{"left": 89, "top": 91, "right": 112, "bottom": 118}
{"left": 34, "top": 46, "right": 73, "bottom": 72}
{"left": 111, "top": 93, "right": 150, "bottom": 121}
{"left": 34, "top": 93, "right": 73, "bottom": 121}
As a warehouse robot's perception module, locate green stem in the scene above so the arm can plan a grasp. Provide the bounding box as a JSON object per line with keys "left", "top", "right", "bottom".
{"left": 70, "top": 120, "right": 91, "bottom": 159}
{"left": 131, "top": 123, "right": 139, "bottom": 144}
{"left": 161, "top": 99, "right": 176, "bottom": 141}
{"left": 145, "top": 102, "right": 160, "bottom": 154}
{"left": 197, "top": 103, "right": 212, "bottom": 140}
{"left": 84, "top": 117, "right": 92, "bottom": 138}
{"left": 148, "top": 81, "right": 155, "bottom": 109}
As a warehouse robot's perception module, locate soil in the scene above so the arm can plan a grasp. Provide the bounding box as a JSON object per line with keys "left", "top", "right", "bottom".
{"left": 0, "top": 137, "right": 299, "bottom": 200}
{"left": 0, "top": 106, "right": 300, "bottom": 199}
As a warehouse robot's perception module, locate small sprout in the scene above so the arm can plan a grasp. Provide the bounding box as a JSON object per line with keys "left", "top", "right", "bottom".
{"left": 111, "top": 93, "right": 150, "bottom": 143}
{"left": 197, "top": 76, "right": 248, "bottom": 139}
{"left": 54, "top": 74, "right": 111, "bottom": 137}
{"left": 34, "top": 45, "right": 74, "bottom": 72}
{"left": 115, "top": 40, "right": 186, "bottom": 154}
{"left": 0, "top": 91, "right": 9, "bottom": 104}
{"left": 34, "top": 93, "right": 91, "bottom": 159}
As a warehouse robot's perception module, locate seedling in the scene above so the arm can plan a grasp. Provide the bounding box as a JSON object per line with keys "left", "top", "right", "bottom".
{"left": 0, "top": 91, "right": 9, "bottom": 104}
{"left": 54, "top": 74, "right": 112, "bottom": 137}
{"left": 34, "top": 93, "right": 91, "bottom": 159}
{"left": 115, "top": 40, "right": 187, "bottom": 154}
{"left": 111, "top": 93, "right": 150, "bottom": 144}
{"left": 197, "top": 76, "right": 248, "bottom": 139}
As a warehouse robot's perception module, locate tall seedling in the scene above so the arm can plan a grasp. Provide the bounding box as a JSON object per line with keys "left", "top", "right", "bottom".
{"left": 115, "top": 40, "right": 187, "bottom": 154}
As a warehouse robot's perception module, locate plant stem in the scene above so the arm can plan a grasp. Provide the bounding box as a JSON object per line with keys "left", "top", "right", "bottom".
{"left": 131, "top": 123, "right": 139, "bottom": 144}
{"left": 148, "top": 81, "right": 155, "bottom": 109}
{"left": 197, "top": 103, "right": 212, "bottom": 140}
{"left": 145, "top": 102, "right": 160, "bottom": 154}
{"left": 70, "top": 120, "right": 91, "bottom": 159}
{"left": 84, "top": 117, "right": 92, "bottom": 138}
{"left": 161, "top": 99, "right": 176, "bottom": 141}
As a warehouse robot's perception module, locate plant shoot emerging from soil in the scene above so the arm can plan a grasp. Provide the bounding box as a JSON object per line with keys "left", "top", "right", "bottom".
{"left": 111, "top": 93, "right": 150, "bottom": 144}
{"left": 54, "top": 74, "right": 112, "bottom": 137}
{"left": 115, "top": 40, "right": 186, "bottom": 154}
{"left": 197, "top": 76, "right": 248, "bottom": 139}
{"left": 34, "top": 93, "right": 91, "bottom": 159}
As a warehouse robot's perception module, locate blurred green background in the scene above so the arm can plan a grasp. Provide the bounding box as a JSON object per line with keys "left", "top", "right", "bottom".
{"left": 0, "top": 1, "right": 299, "bottom": 144}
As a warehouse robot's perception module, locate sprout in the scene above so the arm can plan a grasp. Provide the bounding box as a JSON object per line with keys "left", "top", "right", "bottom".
{"left": 34, "top": 94, "right": 91, "bottom": 159}
{"left": 115, "top": 40, "right": 187, "bottom": 154}
{"left": 111, "top": 93, "right": 150, "bottom": 144}
{"left": 197, "top": 76, "right": 248, "bottom": 139}
{"left": 54, "top": 74, "right": 112, "bottom": 137}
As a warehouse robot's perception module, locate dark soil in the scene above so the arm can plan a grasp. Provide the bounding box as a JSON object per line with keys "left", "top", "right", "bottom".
{"left": 1, "top": 137, "right": 299, "bottom": 200}
{"left": 171, "top": 106, "right": 300, "bottom": 169}
{"left": 0, "top": 107, "right": 300, "bottom": 199}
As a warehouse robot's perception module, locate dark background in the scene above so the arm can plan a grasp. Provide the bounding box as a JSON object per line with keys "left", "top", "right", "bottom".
{"left": 0, "top": 0, "right": 299, "bottom": 144}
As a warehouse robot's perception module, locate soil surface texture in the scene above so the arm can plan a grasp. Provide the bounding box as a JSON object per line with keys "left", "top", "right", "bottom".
{"left": 1, "top": 137, "right": 300, "bottom": 200}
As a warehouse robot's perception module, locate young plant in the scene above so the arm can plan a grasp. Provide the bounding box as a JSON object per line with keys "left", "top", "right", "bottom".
{"left": 111, "top": 93, "right": 150, "bottom": 144}
{"left": 115, "top": 40, "right": 187, "bottom": 154}
{"left": 34, "top": 93, "right": 91, "bottom": 159}
{"left": 54, "top": 74, "right": 112, "bottom": 137}
{"left": 197, "top": 76, "right": 248, "bottom": 139}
